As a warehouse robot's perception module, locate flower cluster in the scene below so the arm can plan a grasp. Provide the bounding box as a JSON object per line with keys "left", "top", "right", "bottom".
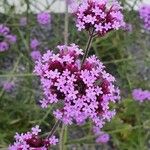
{"left": 37, "top": 12, "right": 51, "bottom": 26}
{"left": 96, "top": 133, "right": 109, "bottom": 143}
{"left": 30, "top": 38, "right": 41, "bottom": 61}
{"left": 0, "top": 24, "right": 16, "bottom": 52}
{"left": 9, "top": 125, "right": 58, "bottom": 150}
{"left": 71, "top": 0, "right": 125, "bottom": 36}
{"left": 93, "top": 126, "right": 110, "bottom": 143}
{"left": 132, "top": 89, "right": 150, "bottom": 103}
{"left": 31, "top": 50, "right": 42, "bottom": 61}
{"left": 139, "top": 4, "right": 150, "bottom": 31}
{"left": 30, "top": 38, "right": 40, "bottom": 50}
{"left": 34, "top": 44, "right": 120, "bottom": 128}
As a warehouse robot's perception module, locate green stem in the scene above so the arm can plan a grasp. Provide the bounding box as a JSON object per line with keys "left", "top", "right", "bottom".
{"left": 59, "top": 125, "right": 67, "bottom": 150}
{"left": 48, "top": 120, "right": 61, "bottom": 138}
{"left": 81, "top": 29, "right": 95, "bottom": 65}
{"left": 64, "top": 0, "right": 69, "bottom": 45}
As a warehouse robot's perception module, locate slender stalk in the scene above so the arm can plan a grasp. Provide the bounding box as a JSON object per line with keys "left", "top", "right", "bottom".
{"left": 81, "top": 29, "right": 95, "bottom": 65}
{"left": 0, "top": 55, "right": 21, "bottom": 99}
{"left": 64, "top": 0, "right": 69, "bottom": 45}
{"left": 48, "top": 120, "right": 61, "bottom": 138}
{"left": 58, "top": 1, "right": 69, "bottom": 149}
{"left": 59, "top": 125, "right": 67, "bottom": 150}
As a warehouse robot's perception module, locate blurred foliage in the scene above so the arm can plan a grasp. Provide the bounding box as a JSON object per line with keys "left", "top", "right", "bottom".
{"left": 0, "top": 0, "right": 150, "bottom": 149}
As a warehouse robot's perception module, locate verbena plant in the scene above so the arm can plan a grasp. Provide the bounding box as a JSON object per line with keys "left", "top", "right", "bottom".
{"left": 0, "top": 0, "right": 149, "bottom": 150}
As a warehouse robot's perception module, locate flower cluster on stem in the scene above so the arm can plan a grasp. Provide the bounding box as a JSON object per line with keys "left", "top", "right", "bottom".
{"left": 34, "top": 44, "right": 120, "bottom": 127}
{"left": 9, "top": 125, "right": 58, "bottom": 150}
{"left": 9, "top": 0, "right": 125, "bottom": 148}
{"left": 71, "top": 0, "right": 125, "bottom": 36}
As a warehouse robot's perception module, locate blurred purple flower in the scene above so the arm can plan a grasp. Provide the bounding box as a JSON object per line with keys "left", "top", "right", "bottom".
{"left": 3, "top": 81, "right": 14, "bottom": 92}
{"left": 132, "top": 89, "right": 150, "bottom": 102}
{"left": 139, "top": 4, "right": 150, "bottom": 31}
{"left": 37, "top": 12, "right": 51, "bottom": 26}
{"left": 6, "top": 35, "right": 17, "bottom": 43}
{"left": 93, "top": 126, "right": 110, "bottom": 143}
{"left": 20, "top": 17, "right": 27, "bottom": 26}
{"left": 30, "top": 50, "right": 42, "bottom": 61}
{"left": 30, "top": 38, "right": 40, "bottom": 50}
{"left": 96, "top": 133, "right": 110, "bottom": 143}
{"left": 0, "top": 24, "right": 16, "bottom": 52}
{"left": 0, "top": 41, "right": 9, "bottom": 52}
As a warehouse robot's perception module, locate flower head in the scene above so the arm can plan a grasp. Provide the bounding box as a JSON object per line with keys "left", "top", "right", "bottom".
{"left": 139, "top": 4, "right": 150, "bottom": 31}
{"left": 30, "top": 38, "right": 40, "bottom": 50}
{"left": 37, "top": 12, "right": 51, "bottom": 26}
{"left": 93, "top": 126, "right": 110, "bottom": 143}
{"left": 9, "top": 126, "right": 58, "bottom": 150}
{"left": 71, "top": 0, "right": 125, "bottom": 36}
{"left": 132, "top": 89, "right": 150, "bottom": 102}
{"left": 0, "top": 24, "right": 16, "bottom": 52}
{"left": 34, "top": 44, "right": 120, "bottom": 128}
{"left": 31, "top": 50, "right": 42, "bottom": 61}
{"left": 96, "top": 133, "right": 110, "bottom": 143}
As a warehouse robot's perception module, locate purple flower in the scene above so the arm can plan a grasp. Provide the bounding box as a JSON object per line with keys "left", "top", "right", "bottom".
{"left": 37, "top": 12, "right": 51, "bottom": 26}
{"left": 132, "top": 89, "right": 150, "bottom": 102}
{"left": 0, "top": 41, "right": 9, "bottom": 52}
{"left": 139, "top": 4, "right": 150, "bottom": 31}
{"left": 30, "top": 50, "right": 42, "bottom": 61}
{"left": 9, "top": 125, "right": 58, "bottom": 150}
{"left": 34, "top": 44, "right": 120, "bottom": 128}
{"left": 96, "top": 133, "right": 110, "bottom": 143}
{"left": 93, "top": 126, "right": 110, "bottom": 143}
{"left": 20, "top": 17, "right": 27, "bottom": 26}
{"left": 3, "top": 81, "right": 14, "bottom": 92}
{"left": 71, "top": 0, "right": 125, "bottom": 36}
{"left": 30, "top": 38, "right": 40, "bottom": 50}
{"left": 31, "top": 125, "right": 41, "bottom": 135}
{"left": 48, "top": 136, "right": 59, "bottom": 146}
{"left": 6, "top": 35, "right": 17, "bottom": 43}
{"left": 0, "top": 24, "right": 16, "bottom": 52}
